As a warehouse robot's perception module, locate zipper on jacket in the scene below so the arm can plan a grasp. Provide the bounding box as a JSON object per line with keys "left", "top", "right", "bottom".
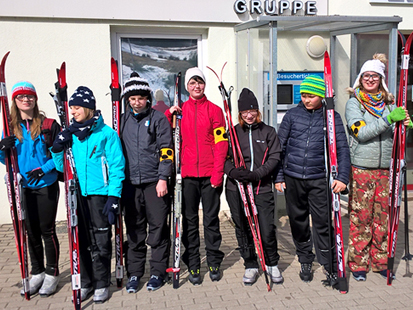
{"left": 378, "top": 134, "right": 382, "bottom": 168}
{"left": 195, "top": 102, "right": 199, "bottom": 176}
{"left": 89, "top": 145, "right": 97, "bottom": 158}
{"left": 303, "top": 110, "right": 314, "bottom": 178}
{"left": 248, "top": 125, "right": 254, "bottom": 171}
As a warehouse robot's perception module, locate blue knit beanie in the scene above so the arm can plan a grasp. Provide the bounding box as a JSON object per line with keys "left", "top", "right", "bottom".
{"left": 69, "top": 86, "right": 96, "bottom": 110}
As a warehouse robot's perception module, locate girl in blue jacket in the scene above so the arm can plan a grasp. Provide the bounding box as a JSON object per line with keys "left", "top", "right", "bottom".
{"left": 0, "top": 81, "right": 61, "bottom": 297}
{"left": 51, "top": 86, "right": 125, "bottom": 304}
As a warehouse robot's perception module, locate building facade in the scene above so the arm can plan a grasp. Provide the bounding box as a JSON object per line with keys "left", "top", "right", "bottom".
{"left": 0, "top": 0, "right": 412, "bottom": 223}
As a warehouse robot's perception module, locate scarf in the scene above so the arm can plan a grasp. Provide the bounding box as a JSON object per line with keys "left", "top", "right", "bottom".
{"left": 69, "top": 110, "right": 101, "bottom": 141}
{"left": 354, "top": 88, "right": 386, "bottom": 118}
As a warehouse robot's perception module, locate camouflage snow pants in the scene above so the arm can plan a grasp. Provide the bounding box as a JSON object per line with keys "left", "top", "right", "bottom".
{"left": 347, "top": 166, "right": 389, "bottom": 272}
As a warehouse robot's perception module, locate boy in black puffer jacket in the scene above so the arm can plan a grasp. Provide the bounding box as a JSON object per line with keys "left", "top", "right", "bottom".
{"left": 274, "top": 75, "right": 350, "bottom": 287}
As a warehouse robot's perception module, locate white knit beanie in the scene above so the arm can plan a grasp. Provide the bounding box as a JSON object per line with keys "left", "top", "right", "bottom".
{"left": 184, "top": 67, "right": 205, "bottom": 91}
{"left": 352, "top": 58, "right": 389, "bottom": 92}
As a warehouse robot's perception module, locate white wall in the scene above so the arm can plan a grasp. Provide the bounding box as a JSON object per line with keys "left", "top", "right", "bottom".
{"left": 0, "top": 21, "right": 113, "bottom": 224}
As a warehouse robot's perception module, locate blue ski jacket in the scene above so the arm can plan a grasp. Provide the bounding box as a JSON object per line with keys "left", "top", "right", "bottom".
{"left": 52, "top": 115, "right": 125, "bottom": 198}
{"left": 0, "top": 120, "right": 60, "bottom": 189}
{"left": 274, "top": 101, "right": 350, "bottom": 185}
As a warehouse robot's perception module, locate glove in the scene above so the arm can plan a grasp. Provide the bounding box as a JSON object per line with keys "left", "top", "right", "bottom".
{"left": 0, "top": 135, "right": 16, "bottom": 151}
{"left": 245, "top": 171, "right": 260, "bottom": 182}
{"left": 51, "top": 129, "right": 72, "bottom": 153}
{"left": 387, "top": 107, "right": 407, "bottom": 124}
{"left": 26, "top": 168, "right": 45, "bottom": 186}
{"left": 228, "top": 167, "right": 250, "bottom": 183}
{"left": 102, "top": 196, "right": 119, "bottom": 225}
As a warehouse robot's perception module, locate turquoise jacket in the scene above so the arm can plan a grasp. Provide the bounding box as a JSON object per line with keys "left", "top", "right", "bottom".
{"left": 52, "top": 115, "right": 125, "bottom": 198}
{"left": 0, "top": 121, "right": 58, "bottom": 189}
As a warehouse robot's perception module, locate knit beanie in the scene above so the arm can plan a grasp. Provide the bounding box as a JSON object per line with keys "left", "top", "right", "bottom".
{"left": 121, "top": 72, "right": 152, "bottom": 105}
{"left": 300, "top": 75, "right": 325, "bottom": 98}
{"left": 11, "top": 81, "right": 37, "bottom": 100}
{"left": 69, "top": 86, "right": 96, "bottom": 110}
{"left": 238, "top": 88, "right": 259, "bottom": 112}
{"left": 184, "top": 67, "right": 206, "bottom": 91}
{"left": 352, "top": 55, "right": 389, "bottom": 92}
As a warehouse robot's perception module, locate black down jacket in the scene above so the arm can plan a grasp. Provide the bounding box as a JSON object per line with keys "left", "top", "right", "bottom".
{"left": 274, "top": 101, "right": 350, "bottom": 185}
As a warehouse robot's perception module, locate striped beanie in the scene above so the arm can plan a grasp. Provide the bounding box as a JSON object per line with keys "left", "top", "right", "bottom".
{"left": 121, "top": 72, "right": 152, "bottom": 105}
{"left": 300, "top": 75, "right": 325, "bottom": 98}
{"left": 11, "top": 81, "right": 37, "bottom": 100}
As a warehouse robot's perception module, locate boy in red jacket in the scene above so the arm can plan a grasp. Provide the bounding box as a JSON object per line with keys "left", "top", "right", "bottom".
{"left": 165, "top": 67, "right": 228, "bottom": 285}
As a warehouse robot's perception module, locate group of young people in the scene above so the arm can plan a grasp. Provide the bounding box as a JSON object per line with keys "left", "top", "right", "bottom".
{"left": 0, "top": 52, "right": 411, "bottom": 304}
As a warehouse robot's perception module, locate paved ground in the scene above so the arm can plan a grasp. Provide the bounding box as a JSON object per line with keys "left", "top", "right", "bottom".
{"left": 1, "top": 198, "right": 413, "bottom": 310}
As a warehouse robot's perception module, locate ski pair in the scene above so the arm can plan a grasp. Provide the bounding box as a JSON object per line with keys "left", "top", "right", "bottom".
{"left": 0, "top": 52, "right": 30, "bottom": 300}
{"left": 110, "top": 58, "right": 124, "bottom": 288}
{"left": 50, "top": 63, "right": 82, "bottom": 309}
{"left": 387, "top": 31, "right": 413, "bottom": 285}
{"left": 166, "top": 72, "right": 183, "bottom": 289}
{"left": 323, "top": 51, "right": 348, "bottom": 293}
{"left": 208, "top": 63, "right": 271, "bottom": 291}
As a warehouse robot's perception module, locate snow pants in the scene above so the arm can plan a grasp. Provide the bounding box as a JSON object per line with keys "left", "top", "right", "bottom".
{"left": 79, "top": 195, "right": 112, "bottom": 289}
{"left": 284, "top": 175, "right": 336, "bottom": 271}
{"left": 347, "top": 166, "right": 389, "bottom": 272}
{"left": 226, "top": 188, "right": 280, "bottom": 268}
{"left": 123, "top": 181, "right": 170, "bottom": 279}
{"left": 182, "top": 177, "right": 224, "bottom": 270}
{"left": 23, "top": 181, "right": 60, "bottom": 276}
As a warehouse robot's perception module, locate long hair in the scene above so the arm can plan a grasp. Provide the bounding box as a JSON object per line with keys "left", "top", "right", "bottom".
{"left": 238, "top": 110, "right": 262, "bottom": 128}
{"left": 10, "top": 99, "right": 45, "bottom": 142}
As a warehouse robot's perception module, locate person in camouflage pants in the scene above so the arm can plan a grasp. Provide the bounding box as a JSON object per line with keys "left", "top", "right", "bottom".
{"left": 345, "top": 53, "right": 411, "bottom": 281}
{"left": 348, "top": 167, "right": 389, "bottom": 273}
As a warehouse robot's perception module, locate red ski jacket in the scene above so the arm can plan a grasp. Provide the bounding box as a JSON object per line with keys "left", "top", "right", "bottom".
{"left": 165, "top": 95, "right": 228, "bottom": 187}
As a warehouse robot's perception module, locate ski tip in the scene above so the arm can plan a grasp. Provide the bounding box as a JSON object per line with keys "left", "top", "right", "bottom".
{"left": 1, "top": 51, "right": 10, "bottom": 63}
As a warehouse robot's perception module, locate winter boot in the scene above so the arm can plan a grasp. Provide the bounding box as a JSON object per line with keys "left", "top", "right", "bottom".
{"left": 147, "top": 275, "right": 165, "bottom": 291}
{"left": 243, "top": 268, "right": 259, "bottom": 285}
{"left": 20, "top": 272, "right": 45, "bottom": 296}
{"left": 93, "top": 287, "right": 109, "bottom": 303}
{"left": 266, "top": 265, "right": 284, "bottom": 284}
{"left": 39, "top": 274, "right": 59, "bottom": 297}
{"left": 299, "top": 263, "right": 313, "bottom": 282}
{"left": 126, "top": 276, "right": 140, "bottom": 293}
{"left": 188, "top": 269, "right": 202, "bottom": 286}
{"left": 209, "top": 266, "right": 221, "bottom": 282}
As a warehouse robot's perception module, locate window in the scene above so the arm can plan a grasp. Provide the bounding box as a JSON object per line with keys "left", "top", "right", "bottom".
{"left": 119, "top": 36, "right": 199, "bottom": 105}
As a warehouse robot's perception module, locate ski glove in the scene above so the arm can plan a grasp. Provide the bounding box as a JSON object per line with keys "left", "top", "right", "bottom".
{"left": 0, "top": 135, "right": 16, "bottom": 151}
{"left": 387, "top": 107, "right": 407, "bottom": 124}
{"left": 103, "top": 196, "right": 119, "bottom": 225}
{"left": 228, "top": 167, "right": 251, "bottom": 183}
{"left": 26, "top": 168, "right": 45, "bottom": 186}
{"left": 245, "top": 171, "right": 260, "bottom": 182}
{"left": 51, "top": 129, "right": 72, "bottom": 153}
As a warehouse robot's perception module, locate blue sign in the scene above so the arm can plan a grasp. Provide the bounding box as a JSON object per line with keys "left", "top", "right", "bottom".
{"left": 278, "top": 71, "right": 324, "bottom": 104}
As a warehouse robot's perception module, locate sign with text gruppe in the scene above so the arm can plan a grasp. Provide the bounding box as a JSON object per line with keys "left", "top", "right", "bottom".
{"left": 234, "top": 0, "right": 319, "bottom": 16}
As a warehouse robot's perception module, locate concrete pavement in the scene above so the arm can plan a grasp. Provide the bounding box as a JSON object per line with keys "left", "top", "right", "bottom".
{"left": 1, "top": 202, "right": 413, "bottom": 309}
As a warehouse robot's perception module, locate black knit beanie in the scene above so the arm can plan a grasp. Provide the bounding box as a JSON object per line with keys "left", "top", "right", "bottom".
{"left": 121, "top": 72, "right": 152, "bottom": 106}
{"left": 238, "top": 88, "right": 259, "bottom": 112}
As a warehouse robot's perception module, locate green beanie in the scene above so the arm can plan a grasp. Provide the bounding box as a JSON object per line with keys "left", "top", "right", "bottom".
{"left": 300, "top": 75, "right": 325, "bottom": 98}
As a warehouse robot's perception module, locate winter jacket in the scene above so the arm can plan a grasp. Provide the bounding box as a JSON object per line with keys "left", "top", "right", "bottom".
{"left": 0, "top": 119, "right": 60, "bottom": 189}
{"left": 164, "top": 95, "right": 228, "bottom": 187}
{"left": 345, "top": 96, "right": 395, "bottom": 169}
{"left": 120, "top": 107, "right": 172, "bottom": 185}
{"left": 52, "top": 114, "right": 125, "bottom": 198}
{"left": 224, "top": 121, "right": 281, "bottom": 193}
{"left": 275, "top": 101, "right": 350, "bottom": 185}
